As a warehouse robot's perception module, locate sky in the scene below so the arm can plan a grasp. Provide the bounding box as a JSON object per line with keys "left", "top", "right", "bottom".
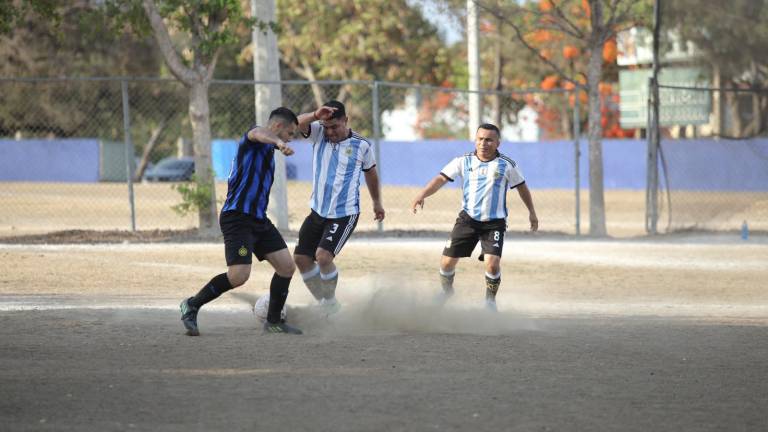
{"left": 407, "top": 0, "right": 464, "bottom": 45}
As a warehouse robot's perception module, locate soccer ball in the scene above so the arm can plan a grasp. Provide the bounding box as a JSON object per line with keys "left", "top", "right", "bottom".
{"left": 252, "top": 293, "right": 287, "bottom": 323}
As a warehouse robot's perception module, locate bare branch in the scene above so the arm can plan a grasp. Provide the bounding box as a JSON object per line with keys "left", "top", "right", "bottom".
{"left": 142, "top": 0, "right": 196, "bottom": 85}
{"left": 549, "top": 0, "right": 586, "bottom": 39}
{"left": 205, "top": 48, "right": 220, "bottom": 82}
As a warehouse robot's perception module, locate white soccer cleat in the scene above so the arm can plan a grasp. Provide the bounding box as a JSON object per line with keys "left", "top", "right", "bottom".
{"left": 484, "top": 298, "right": 498, "bottom": 312}
{"left": 433, "top": 289, "right": 453, "bottom": 306}
{"left": 318, "top": 297, "right": 341, "bottom": 315}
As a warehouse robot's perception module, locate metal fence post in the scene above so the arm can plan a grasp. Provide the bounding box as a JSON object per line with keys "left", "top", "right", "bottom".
{"left": 646, "top": 77, "right": 659, "bottom": 234}
{"left": 121, "top": 79, "right": 137, "bottom": 232}
{"left": 372, "top": 80, "right": 383, "bottom": 232}
{"left": 573, "top": 88, "right": 581, "bottom": 236}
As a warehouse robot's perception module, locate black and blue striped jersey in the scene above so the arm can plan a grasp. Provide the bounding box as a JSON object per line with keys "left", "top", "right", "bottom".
{"left": 221, "top": 127, "right": 276, "bottom": 219}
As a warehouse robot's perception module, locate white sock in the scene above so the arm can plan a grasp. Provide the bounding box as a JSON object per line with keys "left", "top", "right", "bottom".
{"left": 320, "top": 269, "right": 338, "bottom": 280}
{"left": 301, "top": 264, "right": 320, "bottom": 280}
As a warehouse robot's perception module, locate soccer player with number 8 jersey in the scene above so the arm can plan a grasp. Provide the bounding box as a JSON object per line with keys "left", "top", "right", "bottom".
{"left": 411, "top": 123, "right": 538, "bottom": 311}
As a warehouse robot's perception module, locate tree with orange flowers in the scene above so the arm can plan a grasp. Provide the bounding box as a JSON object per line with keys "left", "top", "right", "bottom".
{"left": 472, "top": 0, "right": 651, "bottom": 236}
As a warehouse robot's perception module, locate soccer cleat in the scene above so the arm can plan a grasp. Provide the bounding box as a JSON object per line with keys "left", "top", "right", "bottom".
{"left": 484, "top": 298, "right": 498, "bottom": 312}
{"left": 319, "top": 297, "right": 342, "bottom": 315}
{"left": 263, "top": 321, "right": 303, "bottom": 335}
{"left": 180, "top": 298, "right": 200, "bottom": 336}
{"left": 433, "top": 289, "right": 454, "bottom": 306}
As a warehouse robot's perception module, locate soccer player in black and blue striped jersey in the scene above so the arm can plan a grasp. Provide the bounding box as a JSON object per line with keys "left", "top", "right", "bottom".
{"left": 411, "top": 123, "right": 538, "bottom": 311}
{"left": 180, "top": 107, "right": 303, "bottom": 335}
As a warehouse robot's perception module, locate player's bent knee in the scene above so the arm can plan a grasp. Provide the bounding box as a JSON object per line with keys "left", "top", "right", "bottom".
{"left": 228, "top": 272, "right": 249, "bottom": 288}
{"left": 315, "top": 249, "right": 334, "bottom": 266}
{"left": 276, "top": 261, "right": 296, "bottom": 278}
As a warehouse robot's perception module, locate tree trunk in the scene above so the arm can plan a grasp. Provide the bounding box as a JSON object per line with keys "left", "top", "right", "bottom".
{"left": 752, "top": 62, "right": 761, "bottom": 135}
{"left": 725, "top": 85, "right": 742, "bottom": 137}
{"left": 189, "top": 81, "right": 219, "bottom": 236}
{"left": 300, "top": 59, "right": 325, "bottom": 107}
{"left": 586, "top": 37, "right": 607, "bottom": 236}
{"left": 134, "top": 117, "right": 167, "bottom": 181}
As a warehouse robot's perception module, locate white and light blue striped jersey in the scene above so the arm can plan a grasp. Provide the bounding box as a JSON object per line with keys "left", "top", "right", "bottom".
{"left": 305, "top": 122, "right": 376, "bottom": 218}
{"left": 440, "top": 151, "right": 525, "bottom": 222}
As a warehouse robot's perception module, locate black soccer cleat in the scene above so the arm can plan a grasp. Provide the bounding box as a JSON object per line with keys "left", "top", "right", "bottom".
{"left": 180, "top": 298, "right": 200, "bottom": 336}
{"left": 262, "top": 321, "right": 303, "bottom": 335}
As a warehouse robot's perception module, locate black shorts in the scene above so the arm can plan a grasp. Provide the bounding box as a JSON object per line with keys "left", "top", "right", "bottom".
{"left": 220, "top": 211, "right": 288, "bottom": 266}
{"left": 443, "top": 210, "right": 506, "bottom": 258}
{"left": 294, "top": 210, "right": 359, "bottom": 259}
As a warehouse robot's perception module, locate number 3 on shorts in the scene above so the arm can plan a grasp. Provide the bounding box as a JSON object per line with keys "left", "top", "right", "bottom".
{"left": 329, "top": 223, "right": 339, "bottom": 234}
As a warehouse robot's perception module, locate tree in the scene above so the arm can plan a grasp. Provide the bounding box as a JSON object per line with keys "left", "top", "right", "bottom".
{"left": 662, "top": 0, "right": 768, "bottom": 137}
{"left": 473, "top": 0, "right": 650, "bottom": 236}
{"left": 0, "top": 1, "right": 177, "bottom": 152}
{"left": 0, "top": 0, "right": 58, "bottom": 35}
{"left": 276, "top": 0, "right": 451, "bottom": 133}
{"left": 108, "top": 0, "right": 255, "bottom": 235}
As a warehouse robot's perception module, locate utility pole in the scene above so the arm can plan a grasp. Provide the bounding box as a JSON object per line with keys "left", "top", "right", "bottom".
{"left": 646, "top": 0, "right": 661, "bottom": 234}
{"left": 251, "top": 0, "right": 289, "bottom": 230}
{"left": 467, "top": 0, "right": 481, "bottom": 139}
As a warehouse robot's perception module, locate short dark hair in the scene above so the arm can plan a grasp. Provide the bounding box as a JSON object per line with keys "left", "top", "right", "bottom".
{"left": 323, "top": 100, "right": 346, "bottom": 120}
{"left": 269, "top": 107, "right": 298, "bottom": 125}
{"left": 477, "top": 123, "right": 500, "bottom": 137}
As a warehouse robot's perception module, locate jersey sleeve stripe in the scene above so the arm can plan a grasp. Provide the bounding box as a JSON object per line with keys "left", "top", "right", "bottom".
{"left": 440, "top": 172, "right": 454, "bottom": 182}
{"left": 509, "top": 180, "right": 526, "bottom": 189}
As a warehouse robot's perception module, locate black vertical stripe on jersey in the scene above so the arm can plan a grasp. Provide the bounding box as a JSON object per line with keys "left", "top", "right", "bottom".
{"left": 227, "top": 141, "right": 248, "bottom": 201}
{"left": 235, "top": 143, "right": 261, "bottom": 212}
{"left": 250, "top": 148, "right": 274, "bottom": 218}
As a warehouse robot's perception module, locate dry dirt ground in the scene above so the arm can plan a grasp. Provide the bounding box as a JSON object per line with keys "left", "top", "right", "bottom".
{"left": 2, "top": 182, "right": 766, "bottom": 237}
{"left": 1, "top": 236, "right": 767, "bottom": 431}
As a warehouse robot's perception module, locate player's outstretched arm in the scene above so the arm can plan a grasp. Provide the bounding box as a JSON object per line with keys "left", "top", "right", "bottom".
{"left": 516, "top": 183, "right": 538, "bottom": 232}
{"left": 364, "top": 167, "right": 385, "bottom": 221}
{"left": 296, "top": 106, "right": 338, "bottom": 136}
{"left": 411, "top": 174, "right": 449, "bottom": 213}
{"left": 247, "top": 127, "right": 294, "bottom": 156}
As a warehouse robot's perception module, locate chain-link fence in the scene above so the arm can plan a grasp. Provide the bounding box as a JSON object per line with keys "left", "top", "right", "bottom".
{"left": 0, "top": 77, "right": 585, "bottom": 237}
{"left": 649, "top": 84, "right": 768, "bottom": 234}
{"left": 3, "top": 76, "right": 764, "bottom": 238}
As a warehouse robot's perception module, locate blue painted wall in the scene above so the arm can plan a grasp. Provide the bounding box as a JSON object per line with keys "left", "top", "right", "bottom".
{"left": 3, "top": 138, "right": 766, "bottom": 191}
{"left": 0, "top": 139, "right": 100, "bottom": 182}
{"left": 213, "top": 138, "right": 768, "bottom": 191}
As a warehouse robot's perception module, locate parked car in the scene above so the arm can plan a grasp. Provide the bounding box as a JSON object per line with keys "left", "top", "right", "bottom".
{"left": 142, "top": 157, "right": 195, "bottom": 182}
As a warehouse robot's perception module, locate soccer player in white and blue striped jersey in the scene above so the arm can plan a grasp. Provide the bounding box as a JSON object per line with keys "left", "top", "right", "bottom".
{"left": 411, "top": 123, "right": 538, "bottom": 311}
{"left": 293, "top": 101, "right": 386, "bottom": 308}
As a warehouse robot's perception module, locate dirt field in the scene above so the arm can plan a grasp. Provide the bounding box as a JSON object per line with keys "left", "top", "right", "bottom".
{"left": 1, "top": 237, "right": 767, "bottom": 431}
{"left": 2, "top": 181, "right": 766, "bottom": 237}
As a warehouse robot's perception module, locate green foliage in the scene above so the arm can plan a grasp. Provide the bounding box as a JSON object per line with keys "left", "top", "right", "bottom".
{"left": 0, "top": 0, "right": 59, "bottom": 34}
{"left": 278, "top": 0, "right": 449, "bottom": 84}
{"left": 663, "top": 0, "right": 768, "bottom": 82}
{"left": 170, "top": 172, "right": 214, "bottom": 217}
{"left": 104, "top": 0, "right": 255, "bottom": 67}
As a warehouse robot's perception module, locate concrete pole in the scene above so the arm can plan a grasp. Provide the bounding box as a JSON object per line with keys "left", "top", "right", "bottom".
{"left": 252, "top": 0, "right": 289, "bottom": 230}
{"left": 467, "top": 0, "right": 481, "bottom": 139}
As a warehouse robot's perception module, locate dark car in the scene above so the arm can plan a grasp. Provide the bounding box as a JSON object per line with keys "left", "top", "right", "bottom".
{"left": 143, "top": 157, "right": 195, "bottom": 182}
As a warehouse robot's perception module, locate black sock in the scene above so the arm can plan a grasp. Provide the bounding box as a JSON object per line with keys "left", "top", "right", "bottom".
{"left": 189, "top": 273, "right": 233, "bottom": 309}
{"left": 267, "top": 273, "right": 291, "bottom": 324}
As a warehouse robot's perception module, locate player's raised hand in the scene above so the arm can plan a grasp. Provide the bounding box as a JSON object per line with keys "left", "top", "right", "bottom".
{"left": 314, "top": 106, "right": 338, "bottom": 121}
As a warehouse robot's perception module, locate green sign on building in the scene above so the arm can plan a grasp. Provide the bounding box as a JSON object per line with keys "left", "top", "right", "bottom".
{"left": 619, "top": 67, "right": 711, "bottom": 128}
